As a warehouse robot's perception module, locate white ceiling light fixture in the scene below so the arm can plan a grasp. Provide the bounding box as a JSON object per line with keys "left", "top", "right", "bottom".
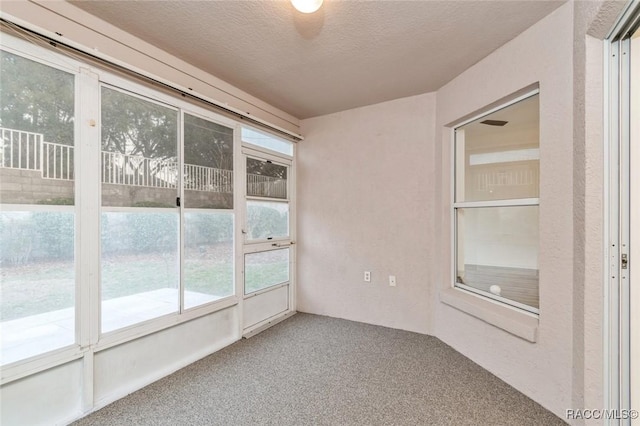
{"left": 291, "top": 0, "right": 323, "bottom": 14}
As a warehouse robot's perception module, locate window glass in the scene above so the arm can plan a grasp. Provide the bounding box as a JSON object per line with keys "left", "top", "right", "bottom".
{"left": 242, "top": 127, "right": 293, "bottom": 156}
{"left": 246, "top": 157, "right": 287, "bottom": 199}
{"left": 101, "top": 87, "right": 178, "bottom": 208}
{"left": 246, "top": 200, "right": 289, "bottom": 240}
{"left": 184, "top": 212, "right": 234, "bottom": 309}
{"left": 183, "top": 114, "right": 235, "bottom": 308}
{"left": 454, "top": 93, "right": 539, "bottom": 313}
{"left": 0, "top": 51, "right": 75, "bottom": 205}
{"left": 455, "top": 95, "right": 539, "bottom": 202}
{"left": 100, "top": 87, "right": 180, "bottom": 332}
{"left": 244, "top": 248, "right": 289, "bottom": 294}
{"left": 101, "top": 212, "right": 179, "bottom": 332}
{"left": 184, "top": 114, "right": 233, "bottom": 209}
{"left": 456, "top": 206, "right": 539, "bottom": 308}
{"left": 0, "top": 51, "right": 76, "bottom": 365}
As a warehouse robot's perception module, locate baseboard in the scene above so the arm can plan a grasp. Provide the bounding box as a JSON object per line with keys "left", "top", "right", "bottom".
{"left": 243, "top": 310, "right": 296, "bottom": 339}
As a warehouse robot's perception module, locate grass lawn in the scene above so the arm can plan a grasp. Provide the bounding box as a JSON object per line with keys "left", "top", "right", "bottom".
{"left": 1, "top": 251, "right": 289, "bottom": 321}
{"left": 245, "top": 262, "right": 289, "bottom": 294}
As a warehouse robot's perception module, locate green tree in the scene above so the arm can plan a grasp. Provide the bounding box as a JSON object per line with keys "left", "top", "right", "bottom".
{"left": 0, "top": 51, "right": 74, "bottom": 145}
{"left": 101, "top": 87, "right": 177, "bottom": 159}
{"left": 184, "top": 113, "right": 233, "bottom": 170}
{"left": 246, "top": 157, "right": 287, "bottom": 179}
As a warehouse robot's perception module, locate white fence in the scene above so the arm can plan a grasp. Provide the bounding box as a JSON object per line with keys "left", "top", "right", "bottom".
{"left": 247, "top": 173, "right": 287, "bottom": 199}
{"left": 1, "top": 128, "right": 290, "bottom": 197}
{"left": 101, "top": 151, "right": 178, "bottom": 189}
{"left": 184, "top": 163, "right": 233, "bottom": 193}
{"left": 1, "top": 128, "right": 43, "bottom": 171}
{"left": 42, "top": 141, "right": 74, "bottom": 180}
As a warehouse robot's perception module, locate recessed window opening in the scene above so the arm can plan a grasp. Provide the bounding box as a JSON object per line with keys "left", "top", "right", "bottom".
{"left": 453, "top": 91, "right": 540, "bottom": 314}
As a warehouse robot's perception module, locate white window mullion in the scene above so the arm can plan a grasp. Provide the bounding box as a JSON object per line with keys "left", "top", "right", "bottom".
{"left": 287, "top": 142, "right": 297, "bottom": 312}
{"left": 76, "top": 67, "right": 101, "bottom": 413}
{"left": 179, "top": 111, "right": 185, "bottom": 314}
{"left": 453, "top": 198, "right": 540, "bottom": 209}
{"left": 76, "top": 67, "right": 102, "bottom": 349}
{"left": 234, "top": 124, "right": 245, "bottom": 336}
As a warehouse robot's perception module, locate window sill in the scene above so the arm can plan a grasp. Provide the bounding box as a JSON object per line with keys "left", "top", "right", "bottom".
{"left": 440, "top": 287, "right": 539, "bottom": 342}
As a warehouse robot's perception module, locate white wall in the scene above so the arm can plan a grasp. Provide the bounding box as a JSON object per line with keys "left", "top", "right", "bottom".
{"left": 0, "top": 308, "right": 240, "bottom": 426}
{"left": 297, "top": 93, "right": 436, "bottom": 334}
{"left": 433, "top": 2, "right": 575, "bottom": 417}
{"left": 1, "top": 360, "right": 84, "bottom": 425}
{"left": 297, "top": 1, "right": 588, "bottom": 420}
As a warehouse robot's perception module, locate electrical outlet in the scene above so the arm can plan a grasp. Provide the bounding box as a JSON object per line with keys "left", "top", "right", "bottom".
{"left": 364, "top": 271, "right": 371, "bottom": 282}
{"left": 389, "top": 275, "right": 396, "bottom": 287}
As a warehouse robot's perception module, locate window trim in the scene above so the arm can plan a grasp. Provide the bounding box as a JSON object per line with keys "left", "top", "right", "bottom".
{"left": 450, "top": 88, "right": 541, "bottom": 316}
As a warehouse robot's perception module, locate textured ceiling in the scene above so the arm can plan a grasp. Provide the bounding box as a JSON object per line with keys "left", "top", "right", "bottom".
{"left": 70, "top": 0, "right": 565, "bottom": 119}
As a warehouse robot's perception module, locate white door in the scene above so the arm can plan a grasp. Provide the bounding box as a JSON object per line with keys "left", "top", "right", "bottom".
{"left": 241, "top": 148, "right": 294, "bottom": 335}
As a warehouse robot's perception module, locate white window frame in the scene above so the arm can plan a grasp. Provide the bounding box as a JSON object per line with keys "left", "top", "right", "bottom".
{"left": 0, "top": 26, "right": 298, "bottom": 385}
{"left": 451, "top": 88, "right": 541, "bottom": 316}
{"left": 96, "top": 71, "right": 241, "bottom": 343}
{"left": 0, "top": 34, "right": 85, "bottom": 375}
{"left": 240, "top": 135, "right": 297, "bottom": 319}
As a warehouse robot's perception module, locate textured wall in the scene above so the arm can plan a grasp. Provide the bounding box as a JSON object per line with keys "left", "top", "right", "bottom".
{"left": 432, "top": 3, "right": 574, "bottom": 417}
{"left": 297, "top": 93, "right": 436, "bottom": 334}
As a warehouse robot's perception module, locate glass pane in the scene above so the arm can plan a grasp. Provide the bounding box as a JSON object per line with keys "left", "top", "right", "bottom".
{"left": 456, "top": 206, "right": 539, "bottom": 308}
{"left": 247, "top": 200, "right": 289, "bottom": 240}
{"left": 246, "top": 157, "right": 287, "bottom": 199}
{"left": 0, "top": 211, "right": 75, "bottom": 365}
{"left": 455, "top": 94, "right": 539, "bottom": 202}
{"left": 101, "top": 87, "right": 178, "bottom": 208}
{"left": 245, "top": 248, "right": 289, "bottom": 294}
{"left": 184, "top": 212, "right": 234, "bottom": 308}
{"left": 0, "top": 51, "right": 75, "bottom": 205}
{"left": 101, "top": 212, "right": 179, "bottom": 332}
{"left": 184, "top": 114, "right": 233, "bottom": 209}
{"left": 242, "top": 127, "right": 293, "bottom": 156}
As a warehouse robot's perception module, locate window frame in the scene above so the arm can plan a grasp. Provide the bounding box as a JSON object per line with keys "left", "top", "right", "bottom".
{"left": 0, "top": 32, "right": 254, "bottom": 376}
{"left": 451, "top": 88, "right": 541, "bottom": 316}
{"left": 0, "top": 37, "right": 84, "bottom": 369}
{"left": 97, "top": 71, "right": 241, "bottom": 338}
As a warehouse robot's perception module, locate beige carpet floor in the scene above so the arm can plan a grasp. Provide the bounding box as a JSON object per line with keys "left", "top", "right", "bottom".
{"left": 73, "top": 313, "right": 565, "bottom": 425}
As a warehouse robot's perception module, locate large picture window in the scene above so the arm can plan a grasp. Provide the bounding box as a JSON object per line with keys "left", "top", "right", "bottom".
{"left": 183, "top": 113, "right": 234, "bottom": 309}
{"left": 0, "top": 31, "right": 295, "bottom": 373}
{"left": 99, "top": 86, "right": 238, "bottom": 332}
{"left": 0, "top": 51, "right": 77, "bottom": 364}
{"left": 453, "top": 92, "right": 540, "bottom": 314}
{"left": 100, "top": 86, "right": 180, "bottom": 332}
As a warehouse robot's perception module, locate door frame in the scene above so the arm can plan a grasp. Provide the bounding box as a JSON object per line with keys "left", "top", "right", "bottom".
{"left": 605, "top": 2, "right": 640, "bottom": 423}
{"left": 239, "top": 142, "right": 296, "bottom": 336}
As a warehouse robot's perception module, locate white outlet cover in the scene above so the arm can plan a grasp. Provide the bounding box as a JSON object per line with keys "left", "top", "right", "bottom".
{"left": 389, "top": 275, "right": 396, "bottom": 286}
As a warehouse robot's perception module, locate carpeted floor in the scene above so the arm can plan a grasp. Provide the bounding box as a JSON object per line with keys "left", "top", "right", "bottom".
{"left": 72, "top": 313, "right": 565, "bottom": 425}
